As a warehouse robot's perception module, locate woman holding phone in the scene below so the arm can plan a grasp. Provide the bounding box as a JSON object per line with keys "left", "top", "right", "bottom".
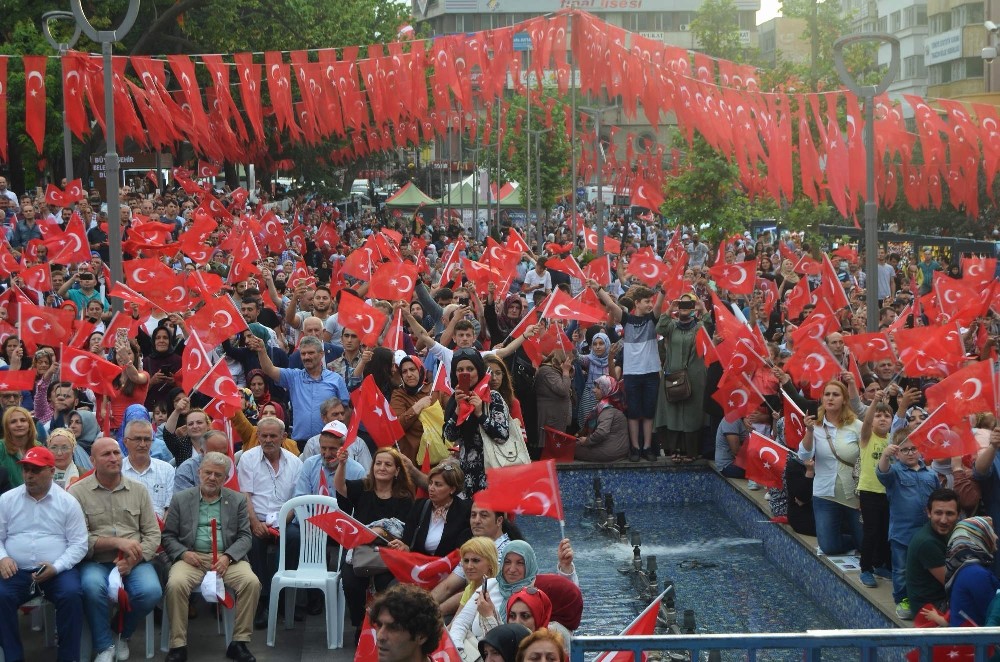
{"left": 443, "top": 348, "right": 509, "bottom": 494}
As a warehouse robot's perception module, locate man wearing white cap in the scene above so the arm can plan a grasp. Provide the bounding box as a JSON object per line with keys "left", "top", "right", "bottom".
{"left": 0, "top": 446, "right": 88, "bottom": 662}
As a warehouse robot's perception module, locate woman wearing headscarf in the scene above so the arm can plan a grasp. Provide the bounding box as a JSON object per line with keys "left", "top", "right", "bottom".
{"left": 478, "top": 624, "right": 531, "bottom": 662}
{"left": 391, "top": 355, "right": 439, "bottom": 463}
{"left": 506, "top": 587, "right": 552, "bottom": 630}
{"left": 143, "top": 325, "right": 182, "bottom": 409}
{"left": 576, "top": 332, "right": 613, "bottom": 425}
{"left": 534, "top": 348, "right": 574, "bottom": 444}
{"left": 942, "top": 516, "right": 1000, "bottom": 627}
{"left": 444, "top": 348, "right": 509, "bottom": 494}
{"left": 575, "top": 376, "right": 628, "bottom": 462}
{"left": 67, "top": 410, "right": 98, "bottom": 471}
{"left": 655, "top": 292, "right": 710, "bottom": 463}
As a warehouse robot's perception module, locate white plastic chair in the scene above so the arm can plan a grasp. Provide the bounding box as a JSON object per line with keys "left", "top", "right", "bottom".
{"left": 159, "top": 587, "right": 235, "bottom": 652}
{"left": 266, "top": 494, "right": 345, "bottom": 650}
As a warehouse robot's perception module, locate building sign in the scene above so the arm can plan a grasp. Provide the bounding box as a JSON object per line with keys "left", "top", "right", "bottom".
{"left": 925, "top": 28, "right": 962, "bottom": 65}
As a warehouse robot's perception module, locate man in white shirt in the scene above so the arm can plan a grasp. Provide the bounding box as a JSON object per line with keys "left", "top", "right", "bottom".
{"left": 122, "top": 419, "right": 175, "bottom": 520}
{"left": 236, "top": 415, "right": 302, "bottom": 629}
{"left": 0, "top": 446, "right": 88, "bottom": 662}
{"left": 522, "top": 256, "right": 552, "bottom": 295}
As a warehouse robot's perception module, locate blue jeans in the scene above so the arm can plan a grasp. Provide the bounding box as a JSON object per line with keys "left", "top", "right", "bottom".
{"left": 0, "top": 567, "right": 82, "bottom": 661}
{"left": 890, "top": 540, "right": 909, "bottom": 603}
{"left": 813, "top": 497, "right": 863, "bottom": 555}
{"left": 81, "top": 561, "right": 162, "bottom": 651}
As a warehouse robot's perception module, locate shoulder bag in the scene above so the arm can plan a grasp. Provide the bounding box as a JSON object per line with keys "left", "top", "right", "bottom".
{"left": 481, "top": 398, "right": 530, "bottom": 469}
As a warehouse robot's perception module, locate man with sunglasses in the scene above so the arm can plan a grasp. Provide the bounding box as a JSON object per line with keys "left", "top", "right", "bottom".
{"left": 0, "top": 446, "right": 87, "bottom": 662}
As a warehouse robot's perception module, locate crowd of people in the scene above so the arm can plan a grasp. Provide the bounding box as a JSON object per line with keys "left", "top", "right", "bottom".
{"left": 0, "top": 172, "right": 998, "bottom": 661}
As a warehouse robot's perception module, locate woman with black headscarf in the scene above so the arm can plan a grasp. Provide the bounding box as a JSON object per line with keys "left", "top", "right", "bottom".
{"left": 443, "top": 348, "right": 509, "bottom": 494}
{"left": 391, "top": 355, "right": 440, "bottom": 463}
{"left": 143, "top": 325, "right": 182, "bottom": 409}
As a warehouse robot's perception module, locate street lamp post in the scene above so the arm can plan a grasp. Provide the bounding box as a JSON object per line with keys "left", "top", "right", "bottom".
{"left": 41, "top": 12, "right": 81, "bottom": 184}
{"left": 69, "top": 0, "right": 140, "bottom": 300}
{"left": 832, "top": 34, "right": 899, "bottom": 332}
{"left": 527, "top": 127, "right": 552, "bottom": 249}
{"left": 578, "top": 104, "right": 617, "bottom": 257}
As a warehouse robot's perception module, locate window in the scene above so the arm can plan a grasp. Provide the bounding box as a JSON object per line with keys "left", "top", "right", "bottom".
{"left": 904, "top": 55, "right": 926, "bottom": 78}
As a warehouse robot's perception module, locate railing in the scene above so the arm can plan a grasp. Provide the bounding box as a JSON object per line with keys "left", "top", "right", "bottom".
{"left": 569, "top": 628, "right": 1000, "bottom": 661}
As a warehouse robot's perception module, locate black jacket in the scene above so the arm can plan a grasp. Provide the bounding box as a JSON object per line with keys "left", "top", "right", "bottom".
{"left": 402, "top": 496, "right": 472, "bottom": 557}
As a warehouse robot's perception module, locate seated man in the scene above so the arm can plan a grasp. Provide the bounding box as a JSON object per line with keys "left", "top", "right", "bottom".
{"left": 236, "top": 416, "right": 302, "bottom": 629}
{"left": 70, "top": 437, "right": 162, "bottom": 662}
{"left": 162, "top": 452, "right": 260, "bottom": 662}
{"left": 0, "top": 447, "right": 88, "bottom": 662}
{"left": 174, "top": 430, "right": 231, "bottom": 493}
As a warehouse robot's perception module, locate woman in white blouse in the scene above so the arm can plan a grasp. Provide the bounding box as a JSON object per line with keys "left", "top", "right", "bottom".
{"left": 798, "top": 379, "right": 864, "bottom": 555}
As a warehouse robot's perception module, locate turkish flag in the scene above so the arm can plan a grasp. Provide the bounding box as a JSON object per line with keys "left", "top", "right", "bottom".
{"left": 354, "top": 375, "right": 404, "bottom": 448}
{"left": 457, "top": 373, "right": 492, "bottom": 425}
{"left": 21, "top": 263, "right": 51, "bottom": 293}
{"left": 539, "top": 287, "right": 607, "bottom": 324}
{"left": 626, "top": 254, "right": 671, "bottom": 288}
{"left": 843, "top": 332, "right": 897, "bottom": 364}
{"left": 194, "top": 359, "right": 242, "bottom": 408}
{"left": 306, "top": 510, "right": 377, "bottom": 549}
{"left": 782, "top": 391, "right": 807, "bottom": 450}
{"left": 712, "top": 371, "right": 765, "bottom": 422}
{"left": 925, "top": 359, "right": 996, "bottom": 416}
{"left": 355, "top": 612, "right": 378, "bottom": 662}
{"left": 181, "top": 331, "right": 213, "bottom": 394}
{"left": 785, "top": 277, "right": 812, "bottom": 320}
{"left": 695, "top": 326, "right": 720, "bottom": 365}
{"left": 0, "top": 369, "right": 39, "bottom": 392}
{"left": 432, "top": 363, "right": 453, "bottom": 396}
{"left": 593, "top": 589, "right": 665, "bottom": 662}
{"left": 541, "top": 426, "right": 577, "bottom": 462}
{"left": 744, "top": 431, "right": 787, "bottom": 489}
{"left": 909, "top": 405, "right": 980, "bottom": 461}
{"left": 584, "top": 255, "right": 612, "bottom": 286}
{"left": 46, "top": 213, "right": 92, "bottom": 265}
{"left": 187, "top": 296, "right": 248, "bottom": 348}
{"left": 707, "top": 260, "right": 757, "bottom": 295}
{"left": 18, "top": 301, "right": 73, "bottom": 351}
{"left": 378, "top": 547, "right": 461, "bottom": 590}
{"left": 23, "top": 55, "right": 47, "bottom": 154}
{"left": 338, "top": 292, "right": 388, "bottom": 347}
{"left": 61, "top": 345, "right": 123, "bottom": 396}
{"left": 474, "top": 460, "right": 564, "bottom": 520}
{"left": 368, "top": 262, "right": 418, "bottom": 302}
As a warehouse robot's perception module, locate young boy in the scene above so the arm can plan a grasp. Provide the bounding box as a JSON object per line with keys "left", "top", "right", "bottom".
{"left": 856, "top": 394, "right": 894, "bottom": 589}
{"left": 590, "top": 279, "right": 664, "bottom": 462}
{"left": 877, "top": 431, "right": 941, "bottom": 620}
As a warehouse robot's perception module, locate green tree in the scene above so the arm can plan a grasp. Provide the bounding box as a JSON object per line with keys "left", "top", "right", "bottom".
{"left": 689, "top": 0, "right": 749, "bottom": 63}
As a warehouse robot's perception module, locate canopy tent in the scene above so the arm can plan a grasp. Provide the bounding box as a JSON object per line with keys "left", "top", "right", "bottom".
{"left": 384, "top": 181, "right": 436, "bottom": 208}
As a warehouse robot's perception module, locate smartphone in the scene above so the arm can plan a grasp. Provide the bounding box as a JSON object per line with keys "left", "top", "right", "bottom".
{"left": 458, "top": 372, "right": 472, "bottom": 392}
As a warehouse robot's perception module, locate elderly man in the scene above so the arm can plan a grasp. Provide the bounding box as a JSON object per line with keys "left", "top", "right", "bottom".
{"left": 122, "top": 419, "right": 175, "bottom": 520}
{"left": 174, "top": 430, "right": 231, "bottom": 493}
{"left": 162, "top": 452, "right": 260, "bottom": 662}
{"left": 70, "top": 437, "right": 162, "bottom": 662}
{"left": 0, "top": 447, "right": 88, "bottom": 662}
{"left": 251, "top": 334, "right": 348, "bottom": 449}
{"left": 236, "top": 416, "right": 302, "bottom": 629}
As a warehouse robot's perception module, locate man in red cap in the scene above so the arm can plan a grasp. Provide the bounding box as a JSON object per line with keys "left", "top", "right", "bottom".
{"left": 0, "top": 446, "right": 89, "bottom": 662}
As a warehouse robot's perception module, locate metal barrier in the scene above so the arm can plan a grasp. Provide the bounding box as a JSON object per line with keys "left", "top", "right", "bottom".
{"left": 569, "top": 628, "right": 1000, "bottom": 661}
